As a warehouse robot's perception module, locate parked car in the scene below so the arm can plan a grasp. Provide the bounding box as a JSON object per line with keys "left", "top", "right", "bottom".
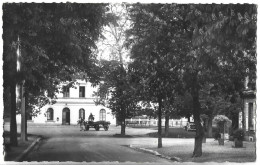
{"left": 184, "top": 122, "right": 196, "bottom": 131}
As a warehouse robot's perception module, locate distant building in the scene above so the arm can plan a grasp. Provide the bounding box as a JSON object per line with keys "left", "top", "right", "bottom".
{"left": 16, "top": 79, "right": 116, "bottom": 125}
{"left": 239, "top": 73, "right": 256, "bottom": 141}
{"left": 239, "top": 89, "right": 256, "bottom": 141}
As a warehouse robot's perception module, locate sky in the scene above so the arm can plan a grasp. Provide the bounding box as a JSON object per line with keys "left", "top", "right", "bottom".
{"left": 96, "top": 3, "right": 131, "bottom": 65}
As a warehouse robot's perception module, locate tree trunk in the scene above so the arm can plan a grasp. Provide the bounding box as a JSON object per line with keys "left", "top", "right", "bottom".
{"left": 231, "top": 111, "right": 239, "bottom": 132}
{"left": 158, "top": 97, "right": 162, "bottom": 148}
{"left": 121, "top": 106, "right": 126, "bottom": 135}
{"left": 202, "top": 118, "right": 207, "bottom": 143}
{"left": 165, "top": 111, "right": 169, "bottom": 137}
{"left": 121, "top": 120, "right": 126, "bottom": 135}
{"left": 25, "top": 112, "right": 28, "bottom": 140}
{"left": 10, "top": 82, "right": 18, "bottom": 146}
{"left": 21, "top": 83, "right": 27, "bottom": 142}
{"left": 25, "top": 95, "right": 28, "bottom": 141}
{"left": 207, "top": 116, "right": 213, "bottom": 138}
{"left": 119, "top": 60, "right": 126, "bottom": 135}
{"left": 4, "top": 86, "right": 11, "bottom": 119}
{"left": 191, "top": 73, "right": 204, "bottom": 157}
{"left": 192, "top": 94, "right": 204, "bottom": 157}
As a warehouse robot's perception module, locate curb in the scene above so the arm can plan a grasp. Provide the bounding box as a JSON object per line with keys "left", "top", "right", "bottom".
{"left": 129, "top": 145, "right": 182, "bottom": 162}
{"left": 14, "top": 136, "right": 42, "bottom": 162}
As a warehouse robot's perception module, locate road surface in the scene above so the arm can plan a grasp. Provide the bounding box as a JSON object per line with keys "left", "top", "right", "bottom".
{"left": 23, "top": 125, "right": 172, "bottom": 162}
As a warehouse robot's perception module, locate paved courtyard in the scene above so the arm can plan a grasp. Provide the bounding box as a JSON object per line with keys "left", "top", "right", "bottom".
{"left": 3, "top": 124, "right": 257, "bottom": 163}
{"left": 5, "top": 124, "right": 170, "bottom": 162}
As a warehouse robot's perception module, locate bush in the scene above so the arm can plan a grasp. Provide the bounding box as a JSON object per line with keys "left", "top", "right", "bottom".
{"left": 233, "top": 129, "right": 244, "bottom": 141}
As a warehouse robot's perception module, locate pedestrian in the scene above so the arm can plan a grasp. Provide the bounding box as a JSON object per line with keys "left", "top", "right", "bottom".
{"left": 79, "top": 117, "right": 84, "bottom": 131}
{"left": 88, "top": 113, "right": 94, "bottom": 122}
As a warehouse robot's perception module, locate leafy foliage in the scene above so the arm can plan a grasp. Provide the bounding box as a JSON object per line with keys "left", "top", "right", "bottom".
{"left": 3, "top": 3, "right": 112, "bottom": 114}
{"left": 126, "top": 3, "right": 189, "bottom": 148}
{"left": 127, "top": 3, "right": 186, "bottom": 102}
{"left": 94, "top": 4, "right": 138, "bottom": 135}
{"left": 3, "top": 3, "right": 114, "bottom": 145}
{"left": 127, "top": 3, "right": 256, "bottom": 156}
{"left": 94, "top": 60, "right": 141, "bottom": 128}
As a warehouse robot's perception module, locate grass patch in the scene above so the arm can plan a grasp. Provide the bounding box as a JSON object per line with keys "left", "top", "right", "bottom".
{"left": 147, "top": 127, "right": 196, "bottom": 138}
{"left": 127, "top": 126, "right": 219, "bottom": 138}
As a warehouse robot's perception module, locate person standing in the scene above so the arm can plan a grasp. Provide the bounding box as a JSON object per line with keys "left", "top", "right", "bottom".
{"left": 79, "top": 117, "right": 85, "bottom": 131}
{"left": 88, "top": 113, "right": 94, "bottom": 121}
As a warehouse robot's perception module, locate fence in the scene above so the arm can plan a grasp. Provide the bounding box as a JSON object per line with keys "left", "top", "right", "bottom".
{"left": 125, "top": 118, "right": 188, "bottom": 128}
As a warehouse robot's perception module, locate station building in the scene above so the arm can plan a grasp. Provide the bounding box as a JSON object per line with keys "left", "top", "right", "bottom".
{"left": 16, "top": 79, "right": 116, "bottom": 125}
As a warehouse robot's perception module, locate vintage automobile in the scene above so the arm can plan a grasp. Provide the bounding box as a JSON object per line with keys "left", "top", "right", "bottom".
{"left": 184, "top": 122, "right": 196, "bottom": 131}
{"left": 84, "top": 120, "right": 110, "bottom": 131}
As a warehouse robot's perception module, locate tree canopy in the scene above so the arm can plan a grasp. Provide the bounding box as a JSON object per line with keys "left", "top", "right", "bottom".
{"left": 3, "top": 3, "right": 115, "bottom": 145}
{"left": 126, "top": 3, "right": 256, "bottom": 156}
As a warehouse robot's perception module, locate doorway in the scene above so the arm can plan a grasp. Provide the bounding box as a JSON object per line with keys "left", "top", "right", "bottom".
{"left": 62, "top": 108, "right": 70, "bottom": 125}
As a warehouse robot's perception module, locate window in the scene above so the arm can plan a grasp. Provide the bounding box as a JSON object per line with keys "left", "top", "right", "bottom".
{"left": 47, "top": 108, "right": 54, "bottom": 120}
{"left": 63, "top": 86, "right": 70, "bottom": 97}
{"left": 79, "top": 86, "right": 85, "bottom": 98}
{"left": 79, "top": 108, "right": 85, "bottom": 119}
{"left": 99, "top": 109, "right": 106, "bottom": 121}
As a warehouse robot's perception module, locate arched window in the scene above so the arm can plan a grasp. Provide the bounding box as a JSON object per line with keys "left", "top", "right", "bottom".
{"left": 79, "top": 108, "right": 85, "bottom": 119}
{"left": 100, "top": 109, "right": 106, "bottom": 121}
{"left": 47, "top": 108, "right": 54, "bottom": 120}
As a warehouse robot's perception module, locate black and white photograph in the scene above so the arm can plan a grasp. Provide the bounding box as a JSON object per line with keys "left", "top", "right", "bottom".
{"left": 1, "top": 0, "right": 258, "bottom": 164}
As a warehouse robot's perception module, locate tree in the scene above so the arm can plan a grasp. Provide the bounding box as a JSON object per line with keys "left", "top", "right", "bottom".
{"left": 3, "top": 3, "right": 113, "bottom": 146}
{"left": 184, "top": 4, "right": 256, "bottom": 156}
{"left": 97, "top": 4, "right": 130, "bottom": 64}
{"left": 127, "top": 4, "right": 187, "bottom": 148}
{"left": 199, "top": 83, "right": 244, "bottom": 138}
{"left": 134, "top": 102, "right": 158, "bottom": 119}
{"left": 94, "top": 4, "right": 138, "bottom": 135}
{"left": 127, "top": 3, "right": 256, "bottom": 157}
{"left": 94, "top": 60, "right": 140, "bottom": 135}
{"left": 162, "top": 93, "right": 184, "bottom": 137}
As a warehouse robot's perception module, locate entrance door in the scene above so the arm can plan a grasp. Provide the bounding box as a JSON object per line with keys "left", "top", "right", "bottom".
{"left": 62, "top": 108, "right": 70, "bottom": 125}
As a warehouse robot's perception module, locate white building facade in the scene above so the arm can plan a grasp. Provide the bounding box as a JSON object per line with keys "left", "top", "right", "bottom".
{"left": 16, "top": 80, "right": 116, "bottom": 125}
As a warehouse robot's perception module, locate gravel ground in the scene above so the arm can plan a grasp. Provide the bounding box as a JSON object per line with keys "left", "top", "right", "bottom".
{"left": 134, "top": 138, "right": 256, "bottom": 163}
